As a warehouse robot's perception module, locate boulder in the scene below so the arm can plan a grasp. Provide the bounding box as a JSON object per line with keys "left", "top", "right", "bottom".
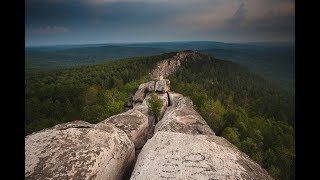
{"left": 155, "top": 79, "right": 170, "bottom": 92}
{"left": 25, "top": 121, "right": 135, "bottom": 180}
{"left": 133, "top": 101, "right": 149, "bottom": 116}
{"left": 132, "top": 100, "right": 156, "bottom": 140}
{"left": 168, "top": 92, "right": 184, "bottom": 107}
{"left": 155, "top": 96, "right": 215, "bottom": 135}
{"left": 130, "top": 131, "right": 274, "bottom": 180}
{"left": 99, "top": 109, "right": 149, "bottom": 149}
{"left": 133, "top": 81, "right": 155, "bottom": 103}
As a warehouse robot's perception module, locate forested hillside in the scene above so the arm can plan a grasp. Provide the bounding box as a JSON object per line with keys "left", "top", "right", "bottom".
{"left": 26, "top": 42, "right": 295, "bottom": 89}
{"left": 26, "top": 52, "right": 177, "bottom": 134}
{"left": 168, "top": 54, "right": 294, "bottom": 180}
{"left": 25, "top": 52, "right": 294, "bottom": 180}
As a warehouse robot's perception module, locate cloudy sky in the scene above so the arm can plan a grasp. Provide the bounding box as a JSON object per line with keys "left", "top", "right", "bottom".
{"left": 25, "top": 0, "right": 295, "bottom": 46}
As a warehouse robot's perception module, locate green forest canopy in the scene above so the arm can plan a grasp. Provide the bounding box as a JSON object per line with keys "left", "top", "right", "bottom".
{"left": 25, "top": 52, "right": 294, "bottom": 180}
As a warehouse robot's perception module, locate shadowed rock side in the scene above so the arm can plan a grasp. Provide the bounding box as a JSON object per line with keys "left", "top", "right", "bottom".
{"left": 99, "top": 109, "right": 149, "bottom": 149}
{"left": 25, "top": 121, "right": 135, "bottom": 180}
{"left": 130, "top": 131, "right": 274, "bottom": 180}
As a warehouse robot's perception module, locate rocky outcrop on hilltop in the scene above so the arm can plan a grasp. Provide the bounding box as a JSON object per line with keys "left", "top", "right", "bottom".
{"left": 151, "top": 50, "right": 200, "bottom": 79}
{"left": 131, "top": 131, "right": 273, "bottom": 180}
{"left": 25, "top": 51, "right": 273, "bottom": 180}
{"left": 155, "top": 94, "right": 215, "bottom": 135}
{"left": 25, "top": 121, "right": 135, "bottom": 180}
{"left": 99, "top": 109, "right": 149, "bottom": 149}
{"left": 132, "top": 81, "right": 156, "bottom": 104}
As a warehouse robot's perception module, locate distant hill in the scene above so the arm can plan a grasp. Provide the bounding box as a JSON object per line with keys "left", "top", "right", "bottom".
{"left": 25, "top": 45, "right": 171, "bottom": 70}
{"left": 25, "top": 41, "right": 295, "bottom": 88}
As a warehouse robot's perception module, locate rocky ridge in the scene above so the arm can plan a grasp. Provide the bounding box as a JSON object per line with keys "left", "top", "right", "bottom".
{"left": 25, "top": 51, "right": 274, "bottom": 180}
{"left": 150, "top": 50, "right": 200, "bottom": 80}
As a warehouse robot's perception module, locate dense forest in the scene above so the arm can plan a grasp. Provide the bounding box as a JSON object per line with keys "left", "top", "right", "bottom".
{"left": 168, "top": 54, "right": 295, "bottom": 180}
{"left": 26, "top": 42, "right": 295, "bottom": 89}
{"left": 25, "top": 52, "right": 294, "bottom": 180}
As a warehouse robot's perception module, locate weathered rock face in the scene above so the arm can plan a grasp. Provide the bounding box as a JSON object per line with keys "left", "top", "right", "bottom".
{"left": 130, "top": 131, "right": 274, "bottom": 180}
{"left": 155, "top": 79, "right": 170, "bottom": 92}
{"left": 133, "top": 81, "right": 155, "bottom": 103}
{"left": 25, "top": 121, "right": 135, "bottom": 180}
{"left": 132, "top": 91, "right": 169, "bottom": 139}
{"left": 155, "top": 95, "right": 215, "bottom": 135}
{"left": 99, "top": 109, "right": 149, "bottom": 149}
{"left": 133, "top": 99, "right": 149, "bottom": 116}
{"left": 151, "top": 50, "right": 200, "bottom": 79}
{"left": 168, "top": 92, "right": 184, "bottom": 107}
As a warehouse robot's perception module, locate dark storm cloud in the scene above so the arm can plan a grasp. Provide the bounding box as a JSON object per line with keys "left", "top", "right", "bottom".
{"left": 228, "top": 2, "right": 248, "bottom": 26}
{"left": 26, "top": 1, "right": 183, "bottom": 33}
{"left": 26, "top": 1, "right": 101, "bottom": 26}
{"left": 216, "top": 1, "right": 295, "bottom": 41}
{"left": 25, "top": 0, "right": 295, "bottom": 45}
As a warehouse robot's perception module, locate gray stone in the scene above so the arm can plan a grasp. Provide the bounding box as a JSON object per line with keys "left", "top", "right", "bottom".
{"left": 132, "top": 100, "right": 156, "bottom": 140}
{"left": 133, "top": 101, "right": 149, "bottom": 116}
{"left": 168, "top": 92, "right": 184, "bottom": 107}
{"left": 151, "top": 51, "right": 199, "bottom": 79}
{"left": 155, "top": 79, "right": 170, "bottom": 92}
{"left": 99, "top": 109, "right": 149, "bottom": 149}
{"left": 25, "top": 121, "right": 135, "bottom": 180}
{"left": 155, "top": 96, "right": 215, "bottom": 135}
{"left": 130, "top": 131, "right": 274, "bottom": 180}
{"left": 133, "top": 81, "right": 155, "bottom": 103}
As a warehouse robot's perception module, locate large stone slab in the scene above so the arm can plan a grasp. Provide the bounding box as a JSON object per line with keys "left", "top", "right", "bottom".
{"left": 168, "top": 92, "right": 184, "bottom": 107}
{"left": 130, "top": 131, "right": 274, "bottom": 180}
{"left": 25, "top": 121, "right": 135, "bottom": 180}
{"left": 133, "top": 99, "right": 149, "bottom": 115}
{"left": 155, "top": 96, "right": 215, "bottom": 135}
{"left": 155, "top": 79, "right": 170, "bottom": 92}
{"left": 99, "top": 109, "right": 149, "bottom": 149}
{"left": 133, "top": 81, "right": 155, "bottom": 103}
{"left": 132, "top": 101, "right": 156, "bottom": 140}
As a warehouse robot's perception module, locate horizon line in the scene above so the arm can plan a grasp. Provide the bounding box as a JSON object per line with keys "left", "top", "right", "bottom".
{"left": 25, "top": 40, "right": 295, "bottom": 48}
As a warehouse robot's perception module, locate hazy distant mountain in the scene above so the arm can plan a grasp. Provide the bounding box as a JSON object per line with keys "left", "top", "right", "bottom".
{"left": 25, "top": 41, "right": 294, "bottom": 87}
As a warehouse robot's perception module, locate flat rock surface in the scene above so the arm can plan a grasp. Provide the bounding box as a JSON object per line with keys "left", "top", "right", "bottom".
{"left": 25, "top": 121, "right": 135, "bottom": 180}
{"left": 130, "top": 131, "right": 273, "bottom": 180}
{"left": 99, "top": 109, "right": 149, "bottom": 149}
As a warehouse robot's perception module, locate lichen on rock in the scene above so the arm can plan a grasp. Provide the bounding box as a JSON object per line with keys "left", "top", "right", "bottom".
{"left": 25, "top": 121, "right": 135, "bottom": 180}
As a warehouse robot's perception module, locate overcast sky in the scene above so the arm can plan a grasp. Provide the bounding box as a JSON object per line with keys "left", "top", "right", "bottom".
{"left": 25, "top": 0, "right": 295, "bottom": 46}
